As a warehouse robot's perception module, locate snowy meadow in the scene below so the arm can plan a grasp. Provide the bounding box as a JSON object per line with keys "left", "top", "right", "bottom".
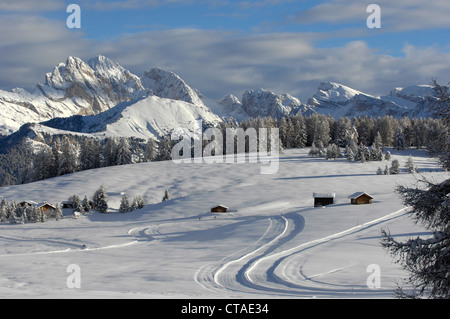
{"left": 0, "top": 148, "right": 447, "bottom": 299}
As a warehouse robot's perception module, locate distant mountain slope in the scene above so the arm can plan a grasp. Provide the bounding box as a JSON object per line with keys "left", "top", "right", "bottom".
{"left": 0, "top": 56, "right": 149, "bottom": 135}
{"left": 0, "top": 55, "right": 439, "bottom": 138}
{"left": 307, "top": 81, "right": 437, "bottom": 118}
{"left": 42, "top": 95, "right": 221, "bottom": 140}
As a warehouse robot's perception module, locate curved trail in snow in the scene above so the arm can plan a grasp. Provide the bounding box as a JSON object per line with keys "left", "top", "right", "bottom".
{"left": 195, "top": 208, "right": 408, "bottom": 297}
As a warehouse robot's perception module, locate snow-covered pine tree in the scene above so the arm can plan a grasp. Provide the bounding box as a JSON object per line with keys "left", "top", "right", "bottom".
{"left": 405, "top": 155, "right": 415, "bottom": 174}
{"left": 58, "top": 137, "right": 78, "bottom": 176}
{"left": 384, "top": 151, "right": 391, "bottom": 161}
{"left": 334, "top": 117, "right": 353, "bottom": 147}
{"left": 93, "top": 185, "right": 108, "bottom": 213}
{"left": 376, "top": 116, "right": 395, "bottom": 147}
{"left": 291, "top": 115, "right": 307, "bottom": 148}
{"left": 326, "top": 143, "right": 341, "bottom": 160}
{"left": 390, "top": 159, "right": 400, "bottom": 174}
{"left": 133, "top": 195, "right": 145, "bottom": 209}
{"left": 373, "top": 131, "right": 384, "bottom": 151}
{"left": 393, "top": 127, "right": 406, "bottom": 150}
{"left": 119, "top": 194, "right": 131, "bottom": 213}
{"left": 0, "top": 199, "right": 7, "bottom": 222}
{"left": 7, "top": 201, "right": 17, "bottom": 224}
{"left": 79, "top": 138, "right": 101, "bottom": 170}
{"left": 82, "top": 195, "right": 91, "bottom": 213}
{"left": 54, "top": 203, "right": 63, "bottom": 221}
{"left": 158, "top": 135, "right": 173, "bottom": 161}
{"left": 70, "top": 195, "right": 83, "bottom": 213}
{"left": 381, "top": 178, "right": 450, "bottom": 298}
{"left": 102, "top": 137, "right": 118, "bottom": 167}
{"left": 308, "top": 142, "right": 319, "bottom": 157}
{"left": 144, "top": 139, "right": 157, "bottom": 162}
{"left": 33, "top": 146, "right": 56, "bottom": 181}
{"left": 312, "top": 117, "right": 331, "bottom": 147}
{"left": 357, "top": 143, "right": 370, "bottom": 162}
{"left": 116, "top": 138, "right": 133, "bottom": 166}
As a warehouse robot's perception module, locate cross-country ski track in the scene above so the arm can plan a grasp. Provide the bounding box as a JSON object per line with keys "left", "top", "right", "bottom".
{"left": 195, "top": 207, "right": 408, "bottom": 297}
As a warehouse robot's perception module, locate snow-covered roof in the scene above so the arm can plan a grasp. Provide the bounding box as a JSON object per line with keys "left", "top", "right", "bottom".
{"left": 20, "top": 200, "right": 38, "bottom": 206}
{"left": 37, "top": 202, "right": 56, "bottom": 209}
{"left": 348, "top": 192, "right": 373, "bottom": 199}
{"left": 211, "top": 204, "right": 228, "bottom": 209}
{"left": 313, "top": 193, "right": 335, "bottom": 198}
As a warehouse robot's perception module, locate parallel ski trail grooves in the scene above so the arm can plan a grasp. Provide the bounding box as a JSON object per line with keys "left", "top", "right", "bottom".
{"left": 196, "top": 208, "right": 407, "bottom": 297}
{"left": 243, "top": 208, "right": 408, "bottom": 296}
{"left": 0, "top": 240, "right": 140, "bottom": 258}
{"left": 194, "top": 215, "right": 289, "bottom": 293}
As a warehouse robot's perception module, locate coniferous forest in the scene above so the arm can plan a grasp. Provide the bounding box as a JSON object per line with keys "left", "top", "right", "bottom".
{"left": 0, "top": 114, "right": 447, "bottom": 187}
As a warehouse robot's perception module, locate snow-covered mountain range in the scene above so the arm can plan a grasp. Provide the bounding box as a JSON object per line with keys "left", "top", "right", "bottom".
{"left": 0, "top": 55, "right": 438, "bottom": 141}
{"left": 308, "top": 81, "right": 436, "bottom": 118}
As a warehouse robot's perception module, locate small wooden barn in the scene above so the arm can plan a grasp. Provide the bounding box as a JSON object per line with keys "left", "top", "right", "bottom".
{"left": 20, "top": 200, "right": 38, "bottom": 207}
{"left": 211, "top": 205, "right": 228, "bottom": 213}
{"left": 37, "top": 203, "right": 57, "bottom": 217}
{"left": 20, "top": 201, "right": 57, "bottom": 218}
{"left": 349, "top": 192, "right": 373, "bottom": 205}
{"left": 313, "top": 193, "right": 335, "bottom": 207}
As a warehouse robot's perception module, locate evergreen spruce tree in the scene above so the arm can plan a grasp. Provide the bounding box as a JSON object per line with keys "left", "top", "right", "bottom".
{"left": 93, "top": 185, "right": 108, "bottom": 213}
{"left": 308, "top": 142, "right": 319, "bottom": 157}
{"left": 390, "top": 159, "right": 400, "bottom": 174}
{"left": 54, "top": 203, "right": 63, "bottom": 221}
{"left": 82, "top": 195, "right": 91, "bottom": 213}
{"left": 405, "top": 156, "right": 416, "bottom": 174}
{"left": 119, "top": 194, "right": 131, "bottom": 213}
{"left": 291, "top": 115, "right": 307, "bottom": 148}
{"left": 326, "top": 143, "right": 341, "bottom": 160}
{"left": 0, "top": 199, "right": 7, "bottom": 222}
{"left": 103, "top": 137, "right": 118, "bottom": 167}
{"left": 70, "top": 195, "right": 83, "bottom": 213}
{"left": 144, "top": 139, "right": 157, "bottom": 162}
{"left": 381, "top": 178, "right": 450, "bottom": 298}
{"left": 133, "top": 195, "right": 145, "bottom": 209}
{"left": 158, "top": 135, "right": 173, "bottom": 161}
{"left": 373, "top": 131, "right": 384, "bottom": 151}
{"left": 117, "top": 138, "right": 133, "bottom": 165}
{"left": 58, "top": 137, "right": 78, "bottom": 176}
{"left": 394, "top": 127, "right": 406, "bottom": 150}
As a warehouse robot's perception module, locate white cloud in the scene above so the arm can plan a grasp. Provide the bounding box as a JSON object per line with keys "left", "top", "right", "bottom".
{"left": 0, "top": 14, "right": 91, "bottom": 90}
{"left": 292, "top": 0, "right": 450, "bottom": 31}
{"left": 0, "top": 0, "right": 64, "bottom": 12}
{"left": 92, "top": 30, "right": 450, "bottom": 100}
{"left": 0, "top": 12, "right": 449, "bottom": 102}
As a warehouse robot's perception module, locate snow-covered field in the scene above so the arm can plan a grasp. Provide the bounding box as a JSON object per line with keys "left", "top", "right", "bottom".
{"left": 0, "top": 148, "right": 447, "bottom": 299}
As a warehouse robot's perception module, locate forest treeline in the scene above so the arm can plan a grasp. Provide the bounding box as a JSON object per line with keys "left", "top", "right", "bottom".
{"left": 0, "top": 113, "right": 446, "bottom": 187}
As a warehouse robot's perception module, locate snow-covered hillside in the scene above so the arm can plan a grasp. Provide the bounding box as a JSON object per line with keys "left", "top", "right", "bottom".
{"left": 0, "top": 148, "right": 446, "bottom": 298}
{"left": 42, "top": 95, "right": 221, "bottom": 139}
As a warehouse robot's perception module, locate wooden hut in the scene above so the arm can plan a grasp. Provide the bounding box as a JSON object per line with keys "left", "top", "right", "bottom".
{"left": 349, "top": 192, "right": 373, "bottom": 205}
{"left": 313, "top": 193, "right": 335, "bottom": 207}
{"left": 37, "top": 203, "right": 57, "bottom": 217}
{"left": 211, "top": 205, "right": 228, "bottom": 213}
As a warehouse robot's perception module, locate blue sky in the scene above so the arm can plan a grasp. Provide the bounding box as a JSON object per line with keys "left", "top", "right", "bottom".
{"left": 1, "top": 0, "right": 449, "bottom": 100}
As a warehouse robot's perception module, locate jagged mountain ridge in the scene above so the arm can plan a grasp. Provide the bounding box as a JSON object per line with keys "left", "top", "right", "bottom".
{"left": 0, "top": 55, "right": 209, "bottom": 136}
{"left": 308, "top": 81, "right": 437, "bottom": 118}
{"left": 0, "top": 55, "right": 438, "bottom": 140}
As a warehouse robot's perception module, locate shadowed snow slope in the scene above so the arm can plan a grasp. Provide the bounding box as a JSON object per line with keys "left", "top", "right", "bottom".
{"left": 0, "top": 148, "right": 447, "bottom": 298}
